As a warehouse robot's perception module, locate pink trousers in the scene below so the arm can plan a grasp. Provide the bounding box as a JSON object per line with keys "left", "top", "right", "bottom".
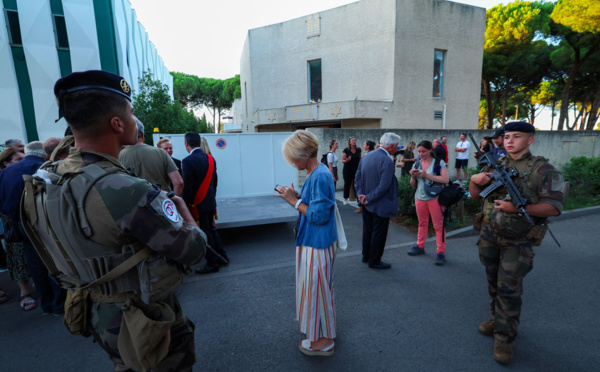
{"left": 415, "top": 199, "right": 446, "bottom": 254}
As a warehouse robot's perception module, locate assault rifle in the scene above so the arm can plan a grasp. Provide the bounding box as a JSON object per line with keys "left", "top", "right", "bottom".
{"left": 468, "top": 133, "right": 534, "bottom": 225}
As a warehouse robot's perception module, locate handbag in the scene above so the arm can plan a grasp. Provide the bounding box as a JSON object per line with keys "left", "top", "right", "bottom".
{"left": 334, "top": 205, "right": 347, "bottom": 251}
{"left": 423, "top": 181, "right": 443, "bottom": 197}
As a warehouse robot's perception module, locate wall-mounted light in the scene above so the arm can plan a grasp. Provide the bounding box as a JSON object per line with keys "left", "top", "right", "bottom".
{"left": 384, "top": 107, "right": 388, "bottom": 111}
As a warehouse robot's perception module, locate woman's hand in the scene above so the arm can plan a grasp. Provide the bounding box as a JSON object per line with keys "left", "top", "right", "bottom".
{"left": 275, "top": 183, "right": 299, "bottom": 206}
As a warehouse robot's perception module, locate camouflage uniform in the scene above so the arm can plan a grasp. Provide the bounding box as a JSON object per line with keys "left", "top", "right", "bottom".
{"left": 32, "top": 148, "right": 206, "bottom": 371}
{"left": 478, "top": 152, "right": 563, "bottom": 343}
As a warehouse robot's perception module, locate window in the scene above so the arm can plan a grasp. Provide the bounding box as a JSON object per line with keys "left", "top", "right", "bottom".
{"left": 308, "top": 59, "right": 322, "bottom": 103}
{"left": 433, "top": 50, "right": 445, "bottom": 98}
{"left": 53, "top": 15, "right": 69, "bottom": 49}
{"left": 5, "top": 10, "right": 22, "bottom": 46}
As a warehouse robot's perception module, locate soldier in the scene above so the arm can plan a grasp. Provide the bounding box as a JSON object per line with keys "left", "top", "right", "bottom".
{"left": 20, "top": 70, "right": 207, "bottom": 371}
{"left": 469, "top": 121, "right": 564, "bottom": 365}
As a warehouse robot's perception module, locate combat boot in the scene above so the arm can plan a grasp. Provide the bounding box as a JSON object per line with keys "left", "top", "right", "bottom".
{"left": 478, "top": 319, "right": 494, "bottom": 337}
{"left": 493, "top": 340, "right": 513, "bottom": 365}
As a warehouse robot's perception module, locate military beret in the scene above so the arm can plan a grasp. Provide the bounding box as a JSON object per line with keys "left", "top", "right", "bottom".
{"left": 504, "top": 121, "right": 535, "bottom": 134}
{"left": 54, "top": 70, "right": 131, "bottom": 121}
{"left": 54, "top": 70, "right": 131, "bottom": 101}
{"left": 491, "top": 129, "right": 505, "bottom": 138}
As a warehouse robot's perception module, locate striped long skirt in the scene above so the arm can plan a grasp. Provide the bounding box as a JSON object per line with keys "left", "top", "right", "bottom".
{"left": 296, "top": 243, "right": 337, "bottom": 341}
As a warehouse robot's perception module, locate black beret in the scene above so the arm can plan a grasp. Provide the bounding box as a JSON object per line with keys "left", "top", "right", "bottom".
{"left": 54, "top": 70, "right": 131, "bottom": 121}
{"left": 491, "top": 129, "right": 505, "bottom": 138}
{"left": 504, "top": 121, "right": 535, "bottom": 134}
{"left": 54, "top": 70, "right": 131, "bottom": 101}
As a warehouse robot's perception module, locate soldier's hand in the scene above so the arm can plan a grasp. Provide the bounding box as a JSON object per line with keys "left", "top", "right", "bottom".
{"left": 171, "top": 195, "right": 196, "bottom": 226}
{"left": 493, "top": 199, "right": 518, "bottom": 213}
{"left": 470, "top": 172, "right": 491, "bottom": 186}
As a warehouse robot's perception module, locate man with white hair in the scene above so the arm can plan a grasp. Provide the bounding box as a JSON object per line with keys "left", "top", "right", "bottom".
{"left": 5, "top": 139, "right": 24, "bottom": 153}
{"left": 0, "top": 141, "right": 66, "bottom": 314}
{"left": 354, "top": 132, "right": 400, "bottom": 269}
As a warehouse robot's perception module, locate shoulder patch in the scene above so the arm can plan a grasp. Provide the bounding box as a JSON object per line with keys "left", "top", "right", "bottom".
{"left": 161, "top": 199, "right": 180, "bottom": 222}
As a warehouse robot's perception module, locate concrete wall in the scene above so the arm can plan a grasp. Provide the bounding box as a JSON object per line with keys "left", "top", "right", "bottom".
{"left": 244, "top": 0, "right": 395, "bottom": 110}
{"left": 392, "top": 0, "right": 485, "bottom": 130}
{"left": 307, "top": 128, "right": 600, "bottom": 190}
{"left": 239, "top": 0, "right": 486, "bottom": 133}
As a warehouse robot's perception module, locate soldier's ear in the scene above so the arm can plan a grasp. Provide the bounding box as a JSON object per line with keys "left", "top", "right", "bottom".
{"left": 528, "top": 136, "right": 535, "bottom": 146}
{"left": 109, "top": 116, "right": 124, "bottom": 134}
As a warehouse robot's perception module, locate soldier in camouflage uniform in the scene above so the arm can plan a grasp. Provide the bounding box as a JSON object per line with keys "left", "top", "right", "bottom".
{"left": 21, "top": 70, "right": 207, "bottom": 371}
{"left": 469, "top": 121, "right": 564, "bottom": 365}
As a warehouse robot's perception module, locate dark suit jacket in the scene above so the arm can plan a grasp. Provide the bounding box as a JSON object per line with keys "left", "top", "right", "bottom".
{"left": 182, "top": 148, "right": 218, "bottom": 212}
{"left": 433, "top": 145, "right": 447, "bottom": 163}
{"left": 0, "top": 155, "right": 45, "bottom": 218}
{"left": 354, "top": 148, "right": 398, "bottom": 218}
{"left": 172, "top": 157, "right": 182, "bottom": 175}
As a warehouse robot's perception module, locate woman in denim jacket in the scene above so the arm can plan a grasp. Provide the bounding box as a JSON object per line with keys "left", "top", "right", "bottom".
{"left": 276, "top": 130, "right": 338, "bottom": 356}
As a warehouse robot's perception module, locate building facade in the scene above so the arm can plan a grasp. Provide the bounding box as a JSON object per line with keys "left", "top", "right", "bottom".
{"left": 1, "top": 0, "right": 172, "bottom": 142}
{"left": 237, "top": 0, "right": 485, "bottom": 133}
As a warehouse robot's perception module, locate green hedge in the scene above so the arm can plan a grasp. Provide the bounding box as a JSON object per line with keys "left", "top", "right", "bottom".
{"left": 562, "top": 156, "right": 600, "bottom": 194}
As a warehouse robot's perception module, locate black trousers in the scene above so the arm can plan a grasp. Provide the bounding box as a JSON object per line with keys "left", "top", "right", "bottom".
{"left": 197, "top": 210, "right": 228, "bottom": 266}
{"left": 361, "top": 208, "right": 390, "bottom": 265}
{"left": 343, "top": 168, "right": 357, "bottom": 199}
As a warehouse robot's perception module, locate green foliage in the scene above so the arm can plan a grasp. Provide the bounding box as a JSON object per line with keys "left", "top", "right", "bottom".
{"left": 171, "top": 72, "right": 241, "bottom": 131}
{"left": 482, "top": 1, "right": 555, "bottom": 127}
{"left": 562, "top": 156, "right": 600, "bottom": 193}
{"left": 552, "top": 0, "right": 600, "bottom": 34}
{"left": 397, "top": 175, "right": 417, "bottom": 218}
{"left": 133, "top": 71, "right": 209, "bottom": 144}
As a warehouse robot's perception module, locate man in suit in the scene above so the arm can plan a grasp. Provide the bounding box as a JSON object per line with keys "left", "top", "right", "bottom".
{"left": 182, "top": 132, "right": 229, "bottom": 274}
{"left": 354, "top": 132, "right": 400, "bottom": 269}
{"left": 433, "top": 138, "right": 447, "bottom": 163}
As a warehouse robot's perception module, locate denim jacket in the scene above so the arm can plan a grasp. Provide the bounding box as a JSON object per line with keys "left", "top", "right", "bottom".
{"left": 295, "top": 164, "right": 337, "bottom": 249}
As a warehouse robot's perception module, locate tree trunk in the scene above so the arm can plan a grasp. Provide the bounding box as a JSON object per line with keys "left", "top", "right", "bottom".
{"left": 501, "top": 90, "right": 509, "bottom": 125}
{"left": 586, "top": 85, "right": 600, "bottom": 130}
{"left": 557, "top": 47, "right": 598, "bottom": 130}
{"left": 483, "top": 79, "right": 494, "bottom": 129}
{"left": 557, "top": 64, "right": 579, "bottom": 131}
{"left": 550, "top": 102, "right": 556, "bottom": 130}
{"left": 216, "top": 107, "right": 222, "bottom": 134}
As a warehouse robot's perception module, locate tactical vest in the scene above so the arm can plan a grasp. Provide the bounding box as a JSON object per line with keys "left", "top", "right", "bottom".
{"left": 481, "top": 154, "right": 549, "bottom": 242}
{"left": 21, "top": 161, "right": 183, "bottom": 304}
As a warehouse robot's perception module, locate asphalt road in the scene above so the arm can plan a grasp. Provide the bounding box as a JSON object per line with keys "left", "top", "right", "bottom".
{"left": 1, "top": 204, "right": 598, "bottom": 371}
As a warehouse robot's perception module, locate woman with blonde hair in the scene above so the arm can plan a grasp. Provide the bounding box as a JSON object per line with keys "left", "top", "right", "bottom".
{"left": 326, "top": 139, "right": 339, "bottom": 186}
{"left": 200, "top": 137, "right": 212, "bottom": 155}
{"left": 275, "top": 130, "right": 337, "bottom": 356}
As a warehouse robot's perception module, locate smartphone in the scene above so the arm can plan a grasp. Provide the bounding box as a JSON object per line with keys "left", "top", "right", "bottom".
{"left": 274, "top": 184, "right": 283, "bottom": 194}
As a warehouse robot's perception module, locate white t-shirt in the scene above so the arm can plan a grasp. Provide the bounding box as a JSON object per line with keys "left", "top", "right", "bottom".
{"left": 455, "top": 140, "right": 470, "bottom": 160}
{"left": 327, "top": 152, "right": 338, "bottom": 167}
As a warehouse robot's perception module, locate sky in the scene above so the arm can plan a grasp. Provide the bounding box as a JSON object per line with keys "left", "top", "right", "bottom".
{"left": 127, "top": 0, "right": 559, "bottom": 130}
{"left": 128, "top": 0, "right": 507, "bottom": 80}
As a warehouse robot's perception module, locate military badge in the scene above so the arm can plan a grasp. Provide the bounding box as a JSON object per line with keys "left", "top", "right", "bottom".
{"left": 162, "top": 199, "right": 180, "bottom": 222}
{"left": 120, "top": 79, "right": 130, "bottom": 94}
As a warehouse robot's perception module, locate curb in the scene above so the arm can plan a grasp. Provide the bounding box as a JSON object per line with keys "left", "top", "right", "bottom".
{"left": 447, "top": 205, "right": 600, "bottom": 239}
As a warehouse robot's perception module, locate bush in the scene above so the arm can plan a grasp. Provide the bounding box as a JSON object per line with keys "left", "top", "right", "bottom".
{"left": 562, "top": 156, "right": 600, "bottom": 194}
{"left": 397, "top": 175, "right": 417, "bottom": 218}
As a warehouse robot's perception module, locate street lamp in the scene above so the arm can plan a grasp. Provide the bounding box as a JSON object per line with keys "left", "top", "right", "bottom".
{"left": 514, "top": 105, "right": 519, "bottom": 120}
